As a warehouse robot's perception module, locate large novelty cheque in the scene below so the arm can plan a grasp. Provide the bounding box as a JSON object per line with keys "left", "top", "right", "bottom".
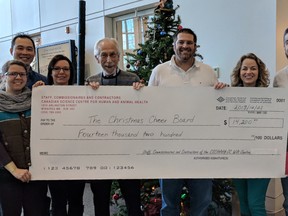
{"left": 30, "top": 86, "right": 288, "bottom": 180}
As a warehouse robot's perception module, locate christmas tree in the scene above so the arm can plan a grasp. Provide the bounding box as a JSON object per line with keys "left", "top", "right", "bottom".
{"left": 125, "top": 0, "right": 182, "bottom": 83}
{"left": 125, "top": 1, "right": 182, "bottom": 212}
{"left": 122, "top": 1, "right": 234, "bottom": 215}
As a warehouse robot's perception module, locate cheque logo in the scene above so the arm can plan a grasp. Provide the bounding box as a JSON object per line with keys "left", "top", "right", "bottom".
{"left": 217, "top": 96, "right": 225, "bottom": 103}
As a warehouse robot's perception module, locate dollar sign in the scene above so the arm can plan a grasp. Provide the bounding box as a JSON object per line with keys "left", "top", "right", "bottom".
{"left": 224, "top": 120, "right": 227, "bottom": 125}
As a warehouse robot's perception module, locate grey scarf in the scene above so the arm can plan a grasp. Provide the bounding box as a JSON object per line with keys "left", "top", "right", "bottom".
{"left": 0, "top": 87, "right": 31, "bottom": 113}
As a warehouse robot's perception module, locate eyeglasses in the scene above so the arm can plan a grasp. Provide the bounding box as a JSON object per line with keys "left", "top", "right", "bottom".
{"left": 52, "top": 67, "right": 70, "bottom": 72}
{"left": 98, "top": 52, "right": 118, "bottom": 59}
{"left": 5, "top": 72, "right": 28, "bottom": 78}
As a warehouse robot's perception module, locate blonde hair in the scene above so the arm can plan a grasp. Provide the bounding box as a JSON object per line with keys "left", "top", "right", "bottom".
{"left": 231, "top": 53, "right": 270, "bottom": 87}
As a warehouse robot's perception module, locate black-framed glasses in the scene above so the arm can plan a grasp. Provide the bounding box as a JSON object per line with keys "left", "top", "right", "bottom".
{"left": 5, "top": 72, "right": 28, "bottom": 78}
{"left": 52, "top": 67, "right": 70, "bottom": 72}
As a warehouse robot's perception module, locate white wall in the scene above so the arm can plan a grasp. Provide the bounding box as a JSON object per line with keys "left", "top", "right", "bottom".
{"left": 175, "top": 0, "right": 276, "bottom": 84}
{"left": 0, "top": 0, "right": 279, "bottom": 83}
{"left": 11, "top": 0, "right": 40, "bottom": 34}
{"left": 0, "top": 0, "right": 158, "bottom": 78}
{"left": 0, "top": 0, "right": 12, "bottom": 65}
{"left": 0, "top": 0, "right": 12, "bottom": 38}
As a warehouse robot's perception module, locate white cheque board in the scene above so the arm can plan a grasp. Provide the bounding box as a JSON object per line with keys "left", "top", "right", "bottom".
{"left": 30, "top": 86, "right": 288, "bottom": 180}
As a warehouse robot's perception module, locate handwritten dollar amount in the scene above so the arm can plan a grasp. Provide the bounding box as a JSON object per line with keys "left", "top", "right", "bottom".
{"left": 224, "top": 118, "right": 257, "bottom": 126}
{"left": 224, "top": 117, "right": 283, "bottom": 128}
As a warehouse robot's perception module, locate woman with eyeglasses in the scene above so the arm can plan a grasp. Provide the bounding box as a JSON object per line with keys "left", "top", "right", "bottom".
{"left": 35, "top": 54, "right": 85, "bottom": 216}
{"left": 0, "top": 60, "right": 48, "bottom": 216}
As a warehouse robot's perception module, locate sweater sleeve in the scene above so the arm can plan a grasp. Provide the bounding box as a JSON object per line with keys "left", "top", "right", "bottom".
{"left": 0, "top": 132, "right": 12, "bottom": 166}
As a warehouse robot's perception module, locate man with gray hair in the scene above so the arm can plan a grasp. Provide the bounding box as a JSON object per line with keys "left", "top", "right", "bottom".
{"left": 86, "top": 38, "right": 140, "bottom": 86}
{"left": 86, "top": 37, "right": 143, "bottom": 216}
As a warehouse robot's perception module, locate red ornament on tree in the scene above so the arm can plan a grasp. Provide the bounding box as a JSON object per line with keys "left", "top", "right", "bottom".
{"left": 177, "top": 25, "right": 183, "bottom": 30}
{"left": 112, "top": 193, "right": 120, "bottom": 201}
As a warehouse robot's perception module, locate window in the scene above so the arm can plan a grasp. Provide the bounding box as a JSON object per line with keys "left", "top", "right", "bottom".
{"left": 31, "top": 34, "right": 42, "bottom": 72}
{"left": 113, "top": 9, "right": 154, "bottom": 69}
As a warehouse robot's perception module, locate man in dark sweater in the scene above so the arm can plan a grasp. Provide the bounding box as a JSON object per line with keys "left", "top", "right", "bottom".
{"left": 86, "top": 38, "right": 140, "bottom": 86}
{"left": 86, "top": 38, "right": 143, "bottom": 216}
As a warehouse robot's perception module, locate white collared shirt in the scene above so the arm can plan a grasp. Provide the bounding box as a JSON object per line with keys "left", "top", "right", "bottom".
{"left": 148, "top": 55, "right": 218, "bottom": 87}
{"left": 102, "top": 68, "right": 119, "bottom": 77}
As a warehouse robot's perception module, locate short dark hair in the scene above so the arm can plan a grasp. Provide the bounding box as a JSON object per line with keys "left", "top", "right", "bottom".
{"left": 173, "top": 28, "right": 197, "bottom": 44}
{"left": 11, "top": 33, "right": 36, "bottom": 51}
{"left": 2, "top": 59, "right": 28, "bottom": 75}
{"left": 284, "top": 27, "right": 288, "bottom": 43}
{"left": 47, "top": 54, "right": 74, "bottom": 85}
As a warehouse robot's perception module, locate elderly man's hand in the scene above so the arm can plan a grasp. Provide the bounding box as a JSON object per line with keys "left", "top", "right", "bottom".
{"left": 88, "top": 81, "right": 100, "bottom": 90}
{"left": 133, "top": 82, "right": 145, "bottom": 90}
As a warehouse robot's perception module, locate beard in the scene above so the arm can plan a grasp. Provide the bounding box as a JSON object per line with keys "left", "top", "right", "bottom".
{"left": 177, "top": 48, "right": 194, "bottom": 61}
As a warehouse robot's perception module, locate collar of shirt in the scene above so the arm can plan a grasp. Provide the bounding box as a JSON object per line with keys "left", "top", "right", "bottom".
{"left": 170, "top": 55, "right": 200, "bottom": 72}
{"left": 102, "top": 68, "right": 119, "bottom": 78}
